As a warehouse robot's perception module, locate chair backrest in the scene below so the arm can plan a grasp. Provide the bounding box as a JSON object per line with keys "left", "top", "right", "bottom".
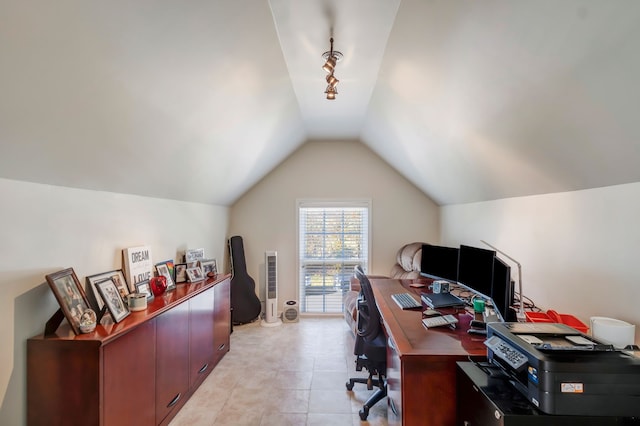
{"left": 354, "top": 265, "right": 382, "bottom": 342}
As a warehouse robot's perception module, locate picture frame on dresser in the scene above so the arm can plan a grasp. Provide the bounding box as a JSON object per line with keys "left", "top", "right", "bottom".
{"left": 95, "top": 278, "right": 131, "bottom": 323}
{"left": 135, "top": 279, "right": 154, "bottom": 301}
{"left": 185, "top": 248, "right": 205, "bottom": 263}
{"left": 155, "top": 259, "right": 175, "bottom": 281}
{"left": 186, "top": 266, "right": 204, "bottom": 282}
{"left": 45, "top": 268, "right": 93, "bottom": 335}
{"left": 199, "top": 259, "right": 217, "bottom": 277}
{"left": 175, "top": 263, "right": 188, "bottom": 283}
{"left": 156, "top": 262, "right": 176, "bottom": 291}
{"left": 86, "top": 269, "right": 129, "bottom": 310}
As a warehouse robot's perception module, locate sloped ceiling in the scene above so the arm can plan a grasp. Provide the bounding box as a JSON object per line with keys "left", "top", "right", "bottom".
{"left": 1, "top": 1, "right": 639, "bottom": 206}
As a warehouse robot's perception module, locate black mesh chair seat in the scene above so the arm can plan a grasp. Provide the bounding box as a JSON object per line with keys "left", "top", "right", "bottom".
{"left": 345, "top": 265, "right": 387, "bottom": 421}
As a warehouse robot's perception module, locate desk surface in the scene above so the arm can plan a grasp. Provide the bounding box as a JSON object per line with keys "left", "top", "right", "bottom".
{"left": 370, "top": 278, "right": 487, "bottom": 356}
{"left": 369, "top": 277, "right": 487, "bottom": 426}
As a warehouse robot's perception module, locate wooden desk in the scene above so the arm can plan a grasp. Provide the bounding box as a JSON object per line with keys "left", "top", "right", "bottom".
{"left": 369, "top": 278, "right": 487, "bottom": 426}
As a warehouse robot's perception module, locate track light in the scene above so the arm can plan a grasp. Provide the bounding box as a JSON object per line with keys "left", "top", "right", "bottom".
{"left": 321, "top": 37, "right": 343, "bottom": 100}
{"left": 322, "top": 56, "right": 337, "bottom": 74}
{"left": 325, "top": 85, "right": 338, "bottom": 100}
{"left": 326, "top": 73, "right": 339, "bottom": 88}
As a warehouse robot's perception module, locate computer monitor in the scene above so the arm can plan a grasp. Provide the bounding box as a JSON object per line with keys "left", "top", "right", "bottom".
{"left": 457, "top": 245, "right": 495, "bottom": 298}
{"left": 491, "top": 256, "right": 515, "bottom": 322}
{"left": 420, "top": 244, "right": 459, "bottom": 282}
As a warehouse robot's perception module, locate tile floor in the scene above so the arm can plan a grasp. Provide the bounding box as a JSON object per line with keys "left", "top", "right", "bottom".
{"left": 169, "top": 316, "right": 388, "bottom": 426}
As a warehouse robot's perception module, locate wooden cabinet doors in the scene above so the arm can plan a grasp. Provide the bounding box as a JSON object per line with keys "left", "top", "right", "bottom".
{"left": 103, "top": 320, "right": 156, "bottom": 426}
{"left": 213, "top": 278, "right": 231, "bottom": 364}
{"left": 155, "top": 302, "right": 189, "bottom": 424}
{"left": 189, "top": 286, "right": 215, "bottom": 388}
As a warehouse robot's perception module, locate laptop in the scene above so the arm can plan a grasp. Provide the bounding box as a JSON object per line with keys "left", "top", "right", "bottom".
{"left": 421, "top": 292, "right": 465, "bottom": 309}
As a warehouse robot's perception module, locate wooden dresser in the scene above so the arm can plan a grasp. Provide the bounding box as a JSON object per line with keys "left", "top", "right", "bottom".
{"left": 27, "top": 275, "right": 231, "bottom": 426}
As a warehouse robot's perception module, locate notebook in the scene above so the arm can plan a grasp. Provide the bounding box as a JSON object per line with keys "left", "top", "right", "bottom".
{"left": 421, "top": 292, "right": 465, "bottom": 309}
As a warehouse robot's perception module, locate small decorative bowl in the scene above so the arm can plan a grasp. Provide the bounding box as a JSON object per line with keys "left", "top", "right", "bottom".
{"left": 127, "top": 293, "right": 148, "bottom": 311}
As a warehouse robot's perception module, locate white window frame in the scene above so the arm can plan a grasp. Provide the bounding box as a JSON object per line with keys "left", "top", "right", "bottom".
{"left": 296, "top": 199, "right": 372, "bottom": 314}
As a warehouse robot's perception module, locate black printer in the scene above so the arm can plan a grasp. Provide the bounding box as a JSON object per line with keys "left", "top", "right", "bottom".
{"left": 486, "top": 322, "right": 640, "bottom": 417}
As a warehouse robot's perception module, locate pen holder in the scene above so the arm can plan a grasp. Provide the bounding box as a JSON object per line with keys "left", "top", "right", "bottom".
{"left": 473, "top": 298, "right": 485, "bottom": 314}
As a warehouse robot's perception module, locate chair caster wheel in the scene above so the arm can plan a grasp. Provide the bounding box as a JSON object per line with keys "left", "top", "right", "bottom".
{"left": 359, "top": 406, "right": 369, "bottom": 421}
{"left": 346, "top": 381, "right": 354, "bottom": 391}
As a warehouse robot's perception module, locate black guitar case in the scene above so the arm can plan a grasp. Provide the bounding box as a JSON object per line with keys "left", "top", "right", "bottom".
{"left": 228, "top": 235, "right": 261, "bottom": 324}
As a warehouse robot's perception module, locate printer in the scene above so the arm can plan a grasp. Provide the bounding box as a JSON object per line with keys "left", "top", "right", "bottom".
{"left": 486, "top": 322, "right": 640, "bottom": 417}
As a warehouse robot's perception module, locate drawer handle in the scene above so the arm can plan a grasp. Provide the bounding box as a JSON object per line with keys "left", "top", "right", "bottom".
{"left": 167, "top": 393, "right": 181, "bottom": 408}
{"left": 198, "top": 363, "right": 209, "bottom": 374}
{"left": 218, "top": 343, "right": 226, "bottom": 351}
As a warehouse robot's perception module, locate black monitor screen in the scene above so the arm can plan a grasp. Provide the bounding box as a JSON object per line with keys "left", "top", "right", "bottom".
{"left": 491, "top": 256, "right": 514, "bottom": 322}
{"left": 420, "top": 244, "right": 459, "bottom": 282}
{"left": 457, "top": 245, "right": 495, "bottom": 297}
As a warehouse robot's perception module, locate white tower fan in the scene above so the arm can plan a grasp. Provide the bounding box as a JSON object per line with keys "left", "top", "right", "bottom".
{"left": 261, "top": 251, "right": 282, "bottom": 327}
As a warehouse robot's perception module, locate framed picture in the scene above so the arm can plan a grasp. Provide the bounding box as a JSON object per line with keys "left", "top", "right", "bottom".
{"left": 122, "top": 245, "right": 153, "bottom": 292}
{"left": 86, "top": 269, "right": 129, "bottom": 310}
{"left": 135, "top": 279, "right": 154, "bottom": 301}
{"left": 95, "top": 278, "right": 131, "bottom": 323}
{"left": 155, "top": 259, "right": 175, "bottom": 282}
{"left": 156, "top": 263, "right": 176, "bottom": 291}
{"left": 199, "top": 259, "right": 217, "bottom": 277}
{"left": 186, "top": 266, "right": 204, "bottom": 282}
{"left": 174, "top": 263, "right": 188, "bottom": 283}
{"left": 46, "top": 268, "right": 92, "bottom": 335}
{"left": 185, "top": 248, "right": 205, "bottom": 263}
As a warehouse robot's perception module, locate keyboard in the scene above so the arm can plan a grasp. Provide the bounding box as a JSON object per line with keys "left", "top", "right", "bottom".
{"left": 391, "top": 293, "right": 422, "bottom": 310}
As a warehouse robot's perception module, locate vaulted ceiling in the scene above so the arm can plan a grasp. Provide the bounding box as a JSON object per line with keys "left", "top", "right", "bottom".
{"left": 1, "top": 1, "right": 639, "bottom": 206}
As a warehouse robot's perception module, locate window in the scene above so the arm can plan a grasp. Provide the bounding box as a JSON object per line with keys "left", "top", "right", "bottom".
{"left": 297, "top": 200, "right": 370, "bottom": 313}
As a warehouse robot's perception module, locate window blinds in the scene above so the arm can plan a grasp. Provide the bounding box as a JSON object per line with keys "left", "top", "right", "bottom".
{"left": 298, "top": 201, "right": 370, "bottom": 313}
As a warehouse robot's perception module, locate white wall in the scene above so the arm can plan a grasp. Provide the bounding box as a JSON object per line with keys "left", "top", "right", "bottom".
{"left": 0, "top": 178, "right": 229, "bottom": 426}
{"left": 441, "top": 182, "right": 640, "bottom": 343}
{"left": 229, "top": 140, "right": 440, "bottom": 310}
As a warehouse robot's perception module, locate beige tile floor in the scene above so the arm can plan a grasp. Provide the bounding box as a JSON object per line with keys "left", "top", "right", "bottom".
{"left": 169, "top": 316, "right": 388, "bottom": 426}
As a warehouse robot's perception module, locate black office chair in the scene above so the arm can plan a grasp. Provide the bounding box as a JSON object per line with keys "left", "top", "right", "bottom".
{"left": 345, "top": 265, "right": 387, "bottom": 420}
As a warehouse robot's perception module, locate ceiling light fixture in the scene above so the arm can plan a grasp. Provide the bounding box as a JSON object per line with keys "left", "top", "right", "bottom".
{"left": 325, "top": 85, "right": 338, "bottom": 100}
{"left": 322, "top": 37, "right": 343, "bottom": 100}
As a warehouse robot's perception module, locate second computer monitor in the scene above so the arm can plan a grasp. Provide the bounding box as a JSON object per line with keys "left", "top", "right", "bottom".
{"left": 457, "top": 244, "right": 495, "bottom": 298}
{"left": 491, "top": 256, "right": 515, "bottom": 322}
{"left": 420, "top": 244, "right": 459, "bottom": 282}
